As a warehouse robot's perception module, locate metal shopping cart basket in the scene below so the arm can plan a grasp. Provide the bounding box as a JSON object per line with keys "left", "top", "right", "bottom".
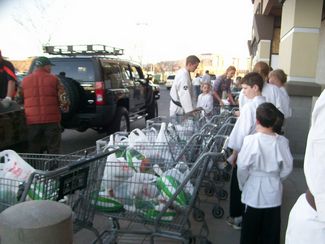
{"left": 94, "top": 142, "right": 226, "bottom": 244}
{"left": 0, "top": 147, "right": 118, "bottom": 243}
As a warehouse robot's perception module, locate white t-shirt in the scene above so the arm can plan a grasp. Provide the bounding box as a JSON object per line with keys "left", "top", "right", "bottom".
{"left": 197, "top": 93, "right": 213, "bottom": 113}
{"left": 169, "top": 68, "right": 193, "bottom": 116}
{"left": 201, "top": 74, "right": 211, "bottom": 83}
{"left": 192, "top": 77, "right": 201, "bottom": 86}
{"left": 228, "top": 96, "right": 266, "bottom": 152}
{"left": 237, "top": 132, "right": 293, "bottom": 208}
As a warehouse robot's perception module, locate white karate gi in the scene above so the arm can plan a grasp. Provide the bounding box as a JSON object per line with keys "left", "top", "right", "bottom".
{"left": 237, "top": 132, "right": 293, "bottom": 208}
{"left": 228, "top": 96, "right": 266, "bottom": 152}
{"left": 170, "top": 68, "right": 194, "bottom": 116}
{"left": 286, "top": 194, "right": 325, "bottom": 244}
{"left": 197, "top": 93, "right": 213, "bottom": 114}
{"left": 238, "top": 82, "right": 291, "bottom": 118}
{"left": 279, "top": 87, "right": 292, "bottom": 118}
{"left": 286, "top": 89, "right": 325, "bottom": 244}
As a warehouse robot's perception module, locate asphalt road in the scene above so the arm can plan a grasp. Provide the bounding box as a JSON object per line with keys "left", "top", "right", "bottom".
{"left": 60, "top": 85, "right": 170, "bottom": 154}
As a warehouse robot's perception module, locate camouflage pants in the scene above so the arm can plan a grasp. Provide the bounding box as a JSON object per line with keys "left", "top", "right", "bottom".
{"left": 27, "top": 123, "right": 61, "bottom": 154}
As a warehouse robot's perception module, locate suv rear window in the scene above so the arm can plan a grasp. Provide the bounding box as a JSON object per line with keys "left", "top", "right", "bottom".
{"left": 51, "top": 59, "right": 95, "bottom": 82}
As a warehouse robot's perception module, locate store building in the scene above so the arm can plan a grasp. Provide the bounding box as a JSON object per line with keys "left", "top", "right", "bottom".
{"left": 248, "top": 0, "right": 325, "bottom": 165}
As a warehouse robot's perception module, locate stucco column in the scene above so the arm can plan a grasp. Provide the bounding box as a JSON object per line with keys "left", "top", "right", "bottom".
{"left": 254, "top": 40, "right": 271, "bottom": 65}
{"left": 279, "top": 0, "right": 323, "bottom": 165}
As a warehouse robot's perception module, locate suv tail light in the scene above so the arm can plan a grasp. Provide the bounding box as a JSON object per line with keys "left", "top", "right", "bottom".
{"left": 95, "top": 81, "right": 105, "bottom": 105}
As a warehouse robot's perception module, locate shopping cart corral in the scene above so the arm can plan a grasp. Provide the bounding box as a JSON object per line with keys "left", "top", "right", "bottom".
{"left": 0, "top": 147, "right": 119, "bottom": 244}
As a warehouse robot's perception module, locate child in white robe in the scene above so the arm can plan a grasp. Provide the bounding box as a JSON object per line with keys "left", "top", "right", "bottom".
{"left": 237, "top": 61, "right": 290, "bottom": 119}
{"left": 196, "top": 82, "right": 213, "bottom": 115}
{"left": 268, "top": 69, "right": 292, "bottom": 118}
{"left": 226, "top": 72, "right": 266, "bottom": 229}
{"left": 237, "top": 102, "right": 293, "bottom": 244}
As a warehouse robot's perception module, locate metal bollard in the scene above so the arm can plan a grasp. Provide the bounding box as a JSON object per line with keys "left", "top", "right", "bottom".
{"left": 0, "top": 200, "right": 73, "bottom": 244}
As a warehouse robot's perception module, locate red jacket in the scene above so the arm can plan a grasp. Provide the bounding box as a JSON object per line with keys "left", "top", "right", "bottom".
{"left": 22, "top": 68, "right": 61, "bottom": 125}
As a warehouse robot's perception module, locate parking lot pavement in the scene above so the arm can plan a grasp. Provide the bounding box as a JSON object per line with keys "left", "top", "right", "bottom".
{"left": 74, "top": 167, "right": 306, "bottom": 244}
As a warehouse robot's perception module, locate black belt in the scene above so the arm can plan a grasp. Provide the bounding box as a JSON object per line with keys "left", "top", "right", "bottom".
{"left": 171, "top": 98, "right": 182, "bottom": 108}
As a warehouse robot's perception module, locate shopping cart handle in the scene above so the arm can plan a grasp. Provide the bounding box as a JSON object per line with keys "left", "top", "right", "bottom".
{"left": 67, "top": 147, "right": 119, "bottom": 170}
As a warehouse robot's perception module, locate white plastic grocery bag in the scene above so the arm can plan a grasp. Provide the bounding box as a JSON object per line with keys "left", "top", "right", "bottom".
{"left": 155, "top": 122, "right": 168, "bottom": 144}
{"left": 0, "top": 150, "right": 35, "bottom": 181}
{"left": 128, "top": 128, "right": 153, "bottom": 156}
{"left": 154, "top": 163, "right": 194, "bottom": 196}
{"left": 155, "top": 123, "right": 173, "bottom": 163}
{"left": 101, "top": 151, "right": 134, "bottom": 191}
{"left": 128, "top": 128, "right": 149, "bottom": 146}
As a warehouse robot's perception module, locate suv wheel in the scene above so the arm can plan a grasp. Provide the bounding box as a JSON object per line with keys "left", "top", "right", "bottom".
{"left": 59, "top": 76, "right": 81, "bottom": 120}
{"left": 146, "top": 100, "right": 158, "bottom": 119}
{"left": 109, "top": 107, "right": 130, "bottom": 133}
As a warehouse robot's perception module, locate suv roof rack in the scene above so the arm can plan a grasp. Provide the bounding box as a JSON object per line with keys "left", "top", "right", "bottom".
{"left": 43, "top": 44, "right": 124, "bottom": 56}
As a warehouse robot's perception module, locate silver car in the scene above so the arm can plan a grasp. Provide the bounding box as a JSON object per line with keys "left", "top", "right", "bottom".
{"left": 165, "top": 74, "right": 175, "bottom": 90}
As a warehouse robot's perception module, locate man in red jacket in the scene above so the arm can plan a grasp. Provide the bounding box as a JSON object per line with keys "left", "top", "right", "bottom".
{"left": 21, "top": 56, "right": 69, "bottom": 153}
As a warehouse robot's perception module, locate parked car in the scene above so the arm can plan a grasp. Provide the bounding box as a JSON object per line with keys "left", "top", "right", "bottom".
{"left": 28, "top": 44, "right": 159, "bottom": 134}
{"left": 165, "top": 74, "right": 175, "bottom": 90}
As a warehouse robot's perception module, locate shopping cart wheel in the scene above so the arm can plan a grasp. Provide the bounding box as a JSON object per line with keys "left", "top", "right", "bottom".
{"left": 222, "top": 171, "right": 231, "bottom": 181}
{"left": 204, "top": 183, "right": 215, "bottom": 197}
{"left": 190, "top": 236, "right": 212, "bottom": 244}
{"left": 193, "top": 208, "right": 205, "bottom": 222}
{"left": 112, "top": 219, "right": 120, "bottom": 230}
{"left": 212, "top": 205, "right": 224, "bottom": 218}
{"left": 218, "top": 189, "right": 228, "bottom": 200}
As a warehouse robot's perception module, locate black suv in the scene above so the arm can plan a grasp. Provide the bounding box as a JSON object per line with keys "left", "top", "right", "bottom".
{"left": 28, "top": 44, "right": 159, "bottom": 134}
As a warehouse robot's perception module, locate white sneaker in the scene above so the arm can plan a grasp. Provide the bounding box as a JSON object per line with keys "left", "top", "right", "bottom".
{"left": 226, "top": 216, "right": 242, "bottom": 230}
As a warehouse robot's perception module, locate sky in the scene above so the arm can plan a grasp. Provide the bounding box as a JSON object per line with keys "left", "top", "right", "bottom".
{"left": 0, "top": 0, "right": 253, "bottom": 64}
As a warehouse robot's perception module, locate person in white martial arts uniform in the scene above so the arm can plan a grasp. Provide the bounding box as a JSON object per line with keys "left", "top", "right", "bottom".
{"left": 237, "top": 61, "right": 291, "bottom": 119}
{"left": 237, "top": 102, "right": 293, "bottom": 244}
{"left": 169, "top": 55, "right": 200, "bottom": 116}
{"left": 196, "top": 82, "right": 214, "bottom": 115}
{"left": 285, "top": 89, "right": 325, "bottom": 244}
{"left": 268, "top": 69, "right": 292, "bottom": 119}
{"left": 226, "top": 72, "right": 266, "bottom": 229}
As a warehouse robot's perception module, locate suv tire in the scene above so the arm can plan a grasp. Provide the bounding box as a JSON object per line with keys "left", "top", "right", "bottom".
{"left": 146, "top": 100, "right": 158, "bottom": 119}
{"left": 109, "top": 107, "right": 130, "bottom": 133}
{"left": 59, "top": 76, "right": 80, "bottom": 120}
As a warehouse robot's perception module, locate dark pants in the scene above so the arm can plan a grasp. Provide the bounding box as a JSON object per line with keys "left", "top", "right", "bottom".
{"left": 193, "top": 85, "right": 201, "bottom": 99}
{"left": 240, "top": 205, "right": 281, "bottom": 244}
{"left": 229, "top": 166, "right": 244, "bottom": 217}
{"left": 28, "top": 123, "right": 61, "bottom": 154}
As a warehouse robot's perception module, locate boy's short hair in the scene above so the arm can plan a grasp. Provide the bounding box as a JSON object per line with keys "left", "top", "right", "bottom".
{"left": 269, "top": 69, "right": 287, "bottom": 84}
{"left": 273, "top": 108, "right": 285, "bottom": 134}
{"left": 186, "top": 55, "right": 200, "bottom": 65}
{"left": 241, "top": 72, "right": 264, "bottom": 91}
{"left": 256, "top": 102, "right": 283, "bottom": 129}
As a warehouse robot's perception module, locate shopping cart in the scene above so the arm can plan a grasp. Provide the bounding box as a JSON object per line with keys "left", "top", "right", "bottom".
{"left": 94, "top": 142, "right": 226, "bottom": 243}
{"left": 146, "top": 108, "right": 204, "bottom": 134}
{"left": 0, "top": 147, "right": 119, "bottom": 243}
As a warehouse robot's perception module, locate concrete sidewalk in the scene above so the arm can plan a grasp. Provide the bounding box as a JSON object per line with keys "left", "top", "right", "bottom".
{"left": 74, "top": 167, "right": 306, "bottom": 244}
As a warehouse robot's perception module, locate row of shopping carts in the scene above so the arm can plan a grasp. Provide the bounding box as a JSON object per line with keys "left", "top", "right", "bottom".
{"left": 0, "top": 105, "right": 238, "bottom": 244}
